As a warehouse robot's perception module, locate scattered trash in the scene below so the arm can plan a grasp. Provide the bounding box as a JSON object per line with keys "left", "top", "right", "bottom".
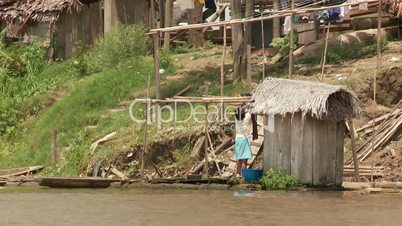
{"left": 388, "top": 57, "right": 400, "bottom": 63}
{"left": 159, "top": 68, "right": 165, "bottom": 74}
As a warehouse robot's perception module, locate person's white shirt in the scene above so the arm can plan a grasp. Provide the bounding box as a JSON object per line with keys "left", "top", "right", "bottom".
{"left": 235, "top": 112, "right": 252, "bottom": 139}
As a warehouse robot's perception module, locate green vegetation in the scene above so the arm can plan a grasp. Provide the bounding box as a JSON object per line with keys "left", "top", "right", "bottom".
{"left": 259, "top": 168, "right": 298, "bottom": 190}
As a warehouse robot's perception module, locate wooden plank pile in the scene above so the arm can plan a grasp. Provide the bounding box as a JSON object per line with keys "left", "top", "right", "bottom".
{"left": 187, "top": 116, "right": 264, "bottom": 178}
{"left": 345, "top": 100, "right": 402, "bottom": 165}
{"left": 343, "top": 165, "right": 384, "bottom": 177}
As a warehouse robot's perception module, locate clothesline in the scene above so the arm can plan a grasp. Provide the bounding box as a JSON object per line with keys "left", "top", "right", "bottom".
{"left": 148, "top": 0, "right": 381, "bottom": 34}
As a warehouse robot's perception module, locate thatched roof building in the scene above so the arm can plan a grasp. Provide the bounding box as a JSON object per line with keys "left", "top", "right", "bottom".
{"left": 0, "top": 0, "right": 84, "bottom": 23}
{"left": 253, "top": 78, "right": 361, "bottom": 187}
{"left": 252, "top": 78, "right": 361, "bottom": 121}
{"left": 0, "top": 0, "right": 152, "bottom": 58}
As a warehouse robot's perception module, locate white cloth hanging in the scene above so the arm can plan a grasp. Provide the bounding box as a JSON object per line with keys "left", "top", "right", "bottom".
{"left": 283, "top": 16, "right": 291, "bottom": 35}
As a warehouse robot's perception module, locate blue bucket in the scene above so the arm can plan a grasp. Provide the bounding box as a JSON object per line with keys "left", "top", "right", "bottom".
{"left": 241, "top": 169, "right": 263, "bottom": 182}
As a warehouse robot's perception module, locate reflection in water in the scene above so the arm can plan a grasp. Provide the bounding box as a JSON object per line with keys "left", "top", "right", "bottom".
{"left": 0, "top": 187, "right": 401, "bottom": 226}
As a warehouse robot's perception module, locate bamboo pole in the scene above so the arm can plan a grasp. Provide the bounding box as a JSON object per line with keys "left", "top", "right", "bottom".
{"left": 288, "top": 0, "right": 295, "bottom": 78}
{"left": 321, "top": 22, "right": 331, "bottom": 80}
{"left": 375, "top": 0, "right": 382, "bottom": 103}
{"left": 221, "top": 25, "right": 226, "bottom": 98}
{"left": 347, "top": 120, "right": 360, "bottom": 181}
{"left": 140, "top": 73, "right": 152, "bottom": 181}
{"left": 220, "top": 25, "right": 227, "bottom": 121}
{"left": 203, "top": 103, "right": 209, "bottom": 178}
{"left": 261, "top": 12, "right": 266, "bottom": 79}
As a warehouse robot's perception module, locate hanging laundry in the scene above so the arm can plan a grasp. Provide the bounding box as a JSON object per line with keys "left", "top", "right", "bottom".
{"left": 280, "top": 0, "right": 288, "bottom": 10}
{"left": 205, "top": 0, "right": 217, "bottom": 12}
{"left": 283, "top": 16, "right": 291, "bottom": 35}
{"left": 318, "top": 8, "right": 341, "bottom": 22}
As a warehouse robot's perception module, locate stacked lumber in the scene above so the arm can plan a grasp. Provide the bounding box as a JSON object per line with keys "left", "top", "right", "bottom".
{"left": 188, "top": 116, "right": 264, "bottom": 178}
{"left": 343, "top": 165, "right": 384, "bottom": 177}
{"left": 345, "top": 100, "right": 402, "bottom": 165}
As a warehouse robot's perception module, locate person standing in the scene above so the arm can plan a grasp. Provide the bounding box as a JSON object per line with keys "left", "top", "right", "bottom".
{"left": 234, "top": 103, "right": 254, "bottom": 177}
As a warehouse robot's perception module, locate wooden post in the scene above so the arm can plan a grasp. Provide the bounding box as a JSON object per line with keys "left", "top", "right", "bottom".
{"left": 272, "top": 0, "right": 280, "bottom": 38}
{"left": 50, "top": 130, "right": 57, "bottom": 165}
{"left": 220, "top": 25, "right": 227, "bottom": 98}
{"left": 154, "top": 21, "right": 161, "bottom": 128}
{"left": 375, "top": 0, "right": 382, "bottom": 103}
{"left": 231, "top": 0, "right": 246, "bottom": 81}
{"left": 288, "top": 0, "right": 295, "bottom": 78}
{"left": 245, "top": 0, "right": 254, "bottom": 90}
{"left": 163, "top": 0, "right": 173, "bottom": 48}
{"left": 141, "top": 73, "right": 152, "bottom": 180}
{"left": 188, "top": 0, "right": 204, "bottom": 47}
{"left": 347, "top": 120, "right": 360, "bottom": 181}
{"left": 150, "top": 0, "right": 156, "bottom": 29}
{"left": 321, "top": 22, "right": 331, "bottom": 80}
{"left": 261, "top": 12, "right": 266, "bottom": 79}
{"left": 203, "top": 103, "right": 209, "bottom": 178}
{"left": 220, "top": 25, "right": 227, "bottom": 121}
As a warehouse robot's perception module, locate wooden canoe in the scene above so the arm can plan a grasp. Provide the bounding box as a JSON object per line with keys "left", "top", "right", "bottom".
{"left": 39, "top": 177, "right": 121, "bottom": 188}
{"left": 0, "top": 165, "right": 44, "bottom": 178}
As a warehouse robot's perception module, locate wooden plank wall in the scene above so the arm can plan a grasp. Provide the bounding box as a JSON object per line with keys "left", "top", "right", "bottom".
{"left": 116, "top": 0, "right": 150, "bottom": 27}
{"left": 54, "top": 1, "right": 102, "bottom": 58}
{"left": 264, "top": 113, "right": 344, "bottom": 186}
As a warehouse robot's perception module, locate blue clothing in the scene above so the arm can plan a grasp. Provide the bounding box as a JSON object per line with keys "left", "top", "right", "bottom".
{"left": 235, "top": 136, "right": 252, "bottom": 160}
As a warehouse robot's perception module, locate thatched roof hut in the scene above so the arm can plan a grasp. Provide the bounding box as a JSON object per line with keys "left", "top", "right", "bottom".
{"left": 252, "top": 78, "right": 361, "bottom": 121}
{"left": 0, "top": 0, "right": 84, "bottom": 23}
{"left": 0, "top": 0, "right": 152, "bottom": 58}
{"left": 252, "top": 78, "right": 360, "bottom": 187}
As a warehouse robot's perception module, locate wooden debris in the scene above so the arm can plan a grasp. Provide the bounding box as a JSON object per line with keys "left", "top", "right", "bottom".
{"left": 191, "top": 136, "right": 206, "bottom": 159}
{"left": 90, "top": 131, "right": 117, "bottom": 154}
{"left": 343, "top": 165, "right": 384, "bottom": 177}
{"left": 110, "top": 167, "right": 128, "bottom": 180}
{"left": 345, "top": 101, "right": 402, "bottom": 164}
{"left": 0, "top": 165, "right": 44, "bottom": 178}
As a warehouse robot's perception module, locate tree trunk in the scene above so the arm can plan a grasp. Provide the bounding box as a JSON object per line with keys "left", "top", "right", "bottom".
{"left": 188, "top": 0, "right": 204, "bottom": 47}
{"left": 273, "top": 0, "right": 280, "bottom": 38}
{"left": 163, "top": 0, "right": 173, "bottom": 48}
{"left": 244, "top": 0, "right": 254, "bottom": 88}
{"left": 231, "top": 0, "right": 246, "bottom": 81}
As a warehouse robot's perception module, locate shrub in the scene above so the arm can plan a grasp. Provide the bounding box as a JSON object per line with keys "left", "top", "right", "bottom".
{"left": 259, "top": 168, "right": 297, "bottom": 190}
{"left": 160, "top": 47, "right": 175, "bottom": 73}
{"left": 87, "top": 23, "right": 151, "bottom": 72}
{"left": 20, "top": 38, "right": 46, "bottom": 76}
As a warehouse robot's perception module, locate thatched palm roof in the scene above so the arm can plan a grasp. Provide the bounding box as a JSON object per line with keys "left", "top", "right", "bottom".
{"left": 0, "top": 0, "right": 85, "bottom": 23}
{"left": 252, "top": 78, "right": 360, "bottom": 121}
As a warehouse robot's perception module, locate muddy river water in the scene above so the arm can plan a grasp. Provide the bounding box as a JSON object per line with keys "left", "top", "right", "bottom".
{"left": 0, "top": 187, "right": 401, "bottom": 226}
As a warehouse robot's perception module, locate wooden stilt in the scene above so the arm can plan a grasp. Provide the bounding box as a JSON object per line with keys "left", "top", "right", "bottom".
{"left": 321, "top": 22, "right": 331, "bottom": 80}
{"left": 203, "top": 103, "right": 209, "bottom": 178}
{"left": 261, "top": 12, "right": 266, "bottom": 79}
{"left": 375, "top": 0, "right": 382, "bottom": 103}
{"left": 348, "top": 120, "right": 360, "bottom": 181}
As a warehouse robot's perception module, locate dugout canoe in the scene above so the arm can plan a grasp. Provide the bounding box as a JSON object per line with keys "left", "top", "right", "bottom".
{"left": 39, "top": 177, "right": 120, "bottom": 188}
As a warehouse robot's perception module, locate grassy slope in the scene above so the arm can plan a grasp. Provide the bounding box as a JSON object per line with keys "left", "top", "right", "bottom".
{"left": 0, "top": 49, "right": 248, "bottom": 175}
